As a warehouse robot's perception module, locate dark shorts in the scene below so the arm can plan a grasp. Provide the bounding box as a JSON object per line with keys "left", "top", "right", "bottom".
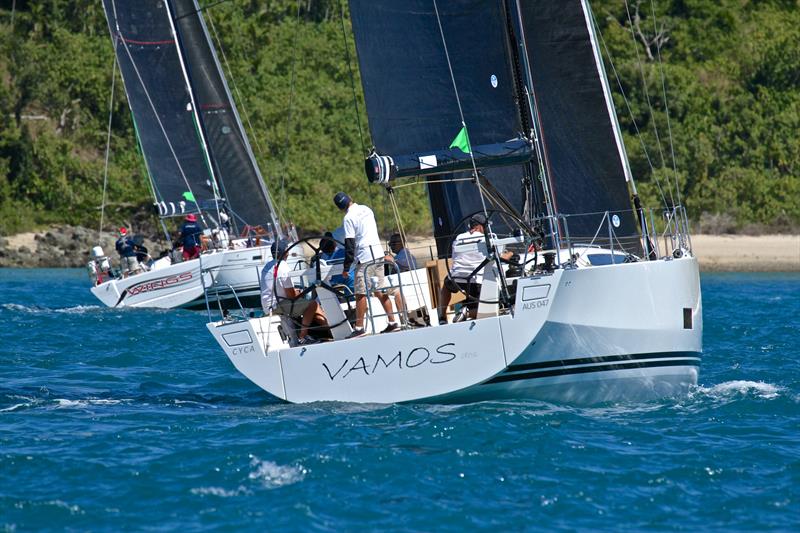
{"left": 444, "top": 276, "right": 481, "bottom": 311}
{"left": 183, "top": 245, "right": 200, "bottom": 260}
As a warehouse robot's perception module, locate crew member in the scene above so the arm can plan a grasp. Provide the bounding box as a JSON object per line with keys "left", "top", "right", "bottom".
{"left": 179, "top": 214, "right": 202, "bottom": 260}
{"left": 334, "top": 192, "right": 403, "bottom": 338}
{"left": 437, "top": 213, "right": 500, "bottom": 324}
{"left": 260, "top": 239, "right": 328, "bottom": 345}
{"left": 115, "top": 227, "right": 139, "bottom": 277}
{"left": 387, "top": 233, "right": 417, "bottom": 272}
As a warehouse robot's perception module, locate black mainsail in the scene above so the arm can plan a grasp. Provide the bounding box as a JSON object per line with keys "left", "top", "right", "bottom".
{"left": 349, "top": 0, "right": 642, "bottom": 254}
{"left": 349, "top": 0, "right": 533, "bottom": 251}
{"left": 169, "top": 0, "right": 282, "bottom": 234}
{"left": 102, "top": 0, "right": 218, "bottom": 218}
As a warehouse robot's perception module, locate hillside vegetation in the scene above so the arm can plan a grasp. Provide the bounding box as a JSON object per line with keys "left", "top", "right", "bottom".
{"left": 0, "top": 0, "right": 798, "bottom": 236}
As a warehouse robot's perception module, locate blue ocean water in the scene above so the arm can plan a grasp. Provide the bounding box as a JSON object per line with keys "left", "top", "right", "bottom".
{"left": 1, "top": 269, "right": 798, "bottom": 531}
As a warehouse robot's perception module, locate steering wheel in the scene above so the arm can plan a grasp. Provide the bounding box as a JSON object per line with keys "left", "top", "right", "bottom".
{"left": 271, "top": 235, "right": 353, "bottom": 330}
{"left": 444, "top": 208, "right": 540, "bottom": 306}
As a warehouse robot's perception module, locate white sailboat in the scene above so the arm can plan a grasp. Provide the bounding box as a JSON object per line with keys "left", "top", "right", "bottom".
{"left": 90, "top": 0, "right": 289, "bottom": 310}
{"left": 205, "top": 0, "right": 702, "bottom": 404}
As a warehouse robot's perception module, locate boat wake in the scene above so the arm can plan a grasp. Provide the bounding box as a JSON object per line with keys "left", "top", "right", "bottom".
{"left": 0, "top": 303, "right": 105, "bottom": 315}
{"left": 694, "top": 380, "right": 783, "bottom": 400}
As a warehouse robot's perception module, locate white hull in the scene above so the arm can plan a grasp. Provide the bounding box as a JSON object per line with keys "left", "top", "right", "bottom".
{"left": 90, "top": 246, "right": 273, "bottom": 310}
{"left": 206, "top": 256, "right": 702, "bottom": 405}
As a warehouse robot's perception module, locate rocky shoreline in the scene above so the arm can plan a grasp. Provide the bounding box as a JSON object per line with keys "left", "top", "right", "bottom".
{"left": 1, "top": 225, "right": 798, "bottom": 271}
{"left": 0, "top": 226, "right": 161, "bottom": 269}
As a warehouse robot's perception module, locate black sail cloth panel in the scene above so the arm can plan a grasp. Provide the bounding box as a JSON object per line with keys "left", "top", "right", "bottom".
{"left": 169, "top": 0, "right": 281, "bottom": 234}
{"left": 349, "top": 0, "right": 530, "bottom": 256}
{"left": 518, "top": 1, "right": 640, "bottom": 251}
{"left": 102, "top": 0, "right": 216, "bottom": 217}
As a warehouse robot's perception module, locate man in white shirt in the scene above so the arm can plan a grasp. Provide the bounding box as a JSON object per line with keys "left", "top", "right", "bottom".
{"left": 437, "top": 213, "right": 489, "bottom": 324}
{"left": 334, "top": 192, "right": 402, "bottom": 338}
{"left": 260, "top": 239, "right": 327, "bottom": 345}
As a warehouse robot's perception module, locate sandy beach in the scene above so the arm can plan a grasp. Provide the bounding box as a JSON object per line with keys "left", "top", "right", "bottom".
{"left": 405, "top": 233, "right": 800, "bottom": 272}
{"left": 1, "top": 229, "right": 798, "bottom": 271}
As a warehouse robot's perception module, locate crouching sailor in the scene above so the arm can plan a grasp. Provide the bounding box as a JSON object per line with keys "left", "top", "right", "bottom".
{"left": 259, "top": 239, "right": 329, "bottom": 346}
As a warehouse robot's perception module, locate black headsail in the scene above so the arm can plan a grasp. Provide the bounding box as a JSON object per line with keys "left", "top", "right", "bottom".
{"left": 102, "top": 0, "right": 217, "bottom": 218}
{"left": 515, "top": 0, "right": 639, "bottom": 248}
{"left": 169, "top": 0, "right": 282, "bottom": 235}
{"left": 349, "top": 0, "right": 533, "bottom": 254}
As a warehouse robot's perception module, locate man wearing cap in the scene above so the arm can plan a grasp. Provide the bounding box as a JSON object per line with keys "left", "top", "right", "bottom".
{"left": 179, "top": 214, "right": 202, "bottom": 260}
{"left": 387, "top": 233, "right": 417, "bottom": 273}
{"left": 334, "top": 192, "right": 402, "bottom": 338}
{"left": 115, "top": 227, "right": 140, "bottom": 277}
{"left": 260, "top": 239, "right": 327, "bottom": 345}
{"left": 437, "top": 213, "right": 489, "bottom": 324}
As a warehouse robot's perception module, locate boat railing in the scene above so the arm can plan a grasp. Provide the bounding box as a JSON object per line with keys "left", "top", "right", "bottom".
{"left": 529, "top": 205, "right": 693, "bottom": 265}
{"left": 359, "top": 259, "right": 413, "bottom": 335}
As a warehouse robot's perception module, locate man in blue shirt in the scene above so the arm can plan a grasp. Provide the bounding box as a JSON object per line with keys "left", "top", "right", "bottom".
{"left": 179, "top": 214, "right": 202, "bottom": 260}
{"left": 388, "top": 233, "right": 417, "bottom": 272}
{"left": 115, "top": 227, "right": 139, "bottom": 277}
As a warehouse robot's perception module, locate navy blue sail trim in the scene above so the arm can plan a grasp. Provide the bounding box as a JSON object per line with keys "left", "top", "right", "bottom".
{"left": 484, "top": 353, "right": 701, "bottom": 385}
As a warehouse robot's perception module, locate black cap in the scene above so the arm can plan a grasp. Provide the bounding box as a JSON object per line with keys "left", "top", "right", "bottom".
{"left": 333, "top": 192, "right": 351, "bottom": 210}
{"left": 468, "top": 213, "right": 487, "bottom": 228}
{"left": 271, "top": 239, "right": 290, "bottom": 259}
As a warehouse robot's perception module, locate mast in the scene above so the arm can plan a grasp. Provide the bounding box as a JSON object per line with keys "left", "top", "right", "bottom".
{"left": 168, "top": 0, "right": 283, "bottom": 238}
{"left": 163, "top": 0, "right": 222, "bottom": 226}
{"left": 506, "top": 0, "right": 560, "bottom": 246}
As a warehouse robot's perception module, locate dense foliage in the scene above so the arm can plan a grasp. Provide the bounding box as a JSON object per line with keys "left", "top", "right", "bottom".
{"left": 0, "top": 0, "right": 798, "bottom": 236}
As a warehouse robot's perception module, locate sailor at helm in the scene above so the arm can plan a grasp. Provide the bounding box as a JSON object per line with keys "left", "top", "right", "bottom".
{"left": 260, "top": 239, "right": 328, "bottom": 346}
{"left": 437, "top": 213, "right": 488, "bottom": 324}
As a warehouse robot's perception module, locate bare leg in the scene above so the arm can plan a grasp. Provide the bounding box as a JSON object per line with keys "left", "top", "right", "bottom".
{"left": 375, "top": 292, "right": 396, "bottom": 323}
{"left": 355, "top": 294, "right": 367, "bottom": 329}
{"left": 393, "top": 291, "right": 406, "bottom": 321}
{"left": 300, "top": 301, "right": 327, "bottom": 338}
{"left": 437, "top": 286, "right": 452, "bottom": 322}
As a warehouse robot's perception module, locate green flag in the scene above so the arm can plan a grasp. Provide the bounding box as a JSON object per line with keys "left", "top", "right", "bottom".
{"left": 449, "top": 125, "right": 471, "bottom": 154}
{"left": 182, "top": 191, "right": 196, "bottom": 202}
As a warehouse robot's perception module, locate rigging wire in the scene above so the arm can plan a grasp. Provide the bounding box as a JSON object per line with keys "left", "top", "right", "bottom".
{"left": 337, "top": 0, "right": 377, "bottom": 223}
{"left": 115, "top": 31, "right": 205, "bottom": 227}
{"left": 592, "top": 12, "right": 670, "bottom": 209}
{"left": 99, "top": 45, "right": 119, "bottom": 240}
{"left": 204, "top": 7, "right": 286, "bottom": 224}
{"left": 650, "top": 0, "right": 683, "bottom": 208}
{"left": 622, "top": 0, "right": 675, "bottom": 208}
{"left": 277, "top": 1, "right": 303, "bottom": 222}
{"left": 386, "top": 190, "right": 426, "bottom": 306}
{"left": 431, "top": 0, "right": 492, "bottom": 223}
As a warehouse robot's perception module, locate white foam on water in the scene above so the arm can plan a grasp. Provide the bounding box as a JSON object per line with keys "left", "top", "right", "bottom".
{"left": 0, "top": 303, "right": 103, "bottom": 315}
{"left": 43, "top": 500, "right": 84, "bottom": 515}
{"left": 54, "top": 398, "right": 128, "bottom": 408}
{"left": 0, "top": 404, "right": 28, "bottom": 413}
{"left": 248, "top": 455, "right": 307, "bottom": 489}
{"left": 700, "top": 380, "right": 782, "bottom": 400}
{"left": 55, "top": 305, "right": 104, "bottom": 314}
{"left": 190, "top": 486, "right": 250, "bottom": 498}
